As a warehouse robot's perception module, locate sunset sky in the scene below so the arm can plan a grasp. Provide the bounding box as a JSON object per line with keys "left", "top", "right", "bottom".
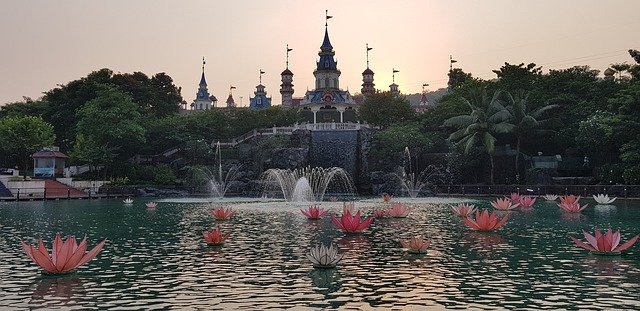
{"left": 1, "top": 0, "right": 639, "bottom": 106}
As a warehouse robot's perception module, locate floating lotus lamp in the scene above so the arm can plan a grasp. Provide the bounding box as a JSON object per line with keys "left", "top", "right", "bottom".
{"left": 307, "top": 244, "right": 343, "bottom": 269}
{"left": 558, "top": 202, "right": 588, "bottom": 213}
{"left": 559, "top": 195, "right": 581, "bottom": 205}
{"left": 400, "top": 235, "right": 431, "bottom": 254}
{"left": 543, "top": 194, "right": 559, "bottom": 201}
{"left": 450, "top": 203, "right": 477, "bottom": 217}
{"left": 203, "top": 227, "right": 229, "bottom": 246}
{"left": 509, "top": 192, "right": 522, "bottom": 202}
{"left": 342, "top": 202, "right": 356, "bottom": 215}
{"left": 518, "top": 196, "right": 536, "bottom": 208}
{"left": 301, "top": 205, "right": 328, "bottom": 220}
{"left": 593, "top": 194, "right": 616, "bottom": 205}
{"left": 145, "top": 202, "right": 158, "bottom": 209}
{"left": 211, "top": 206, "right": 234, "bottom": 220}
{"left": 387, "top": 202, "right": 411, "bottom": 218}
{"left": 331, "top": 210, "right": 373, "bottom": 233}
{"left": 570, "top": 228, "right": 638, "bottom": 255}
{"left": 464, "top": 209, "right": 509, "bottom": 231}
{"left": 491, "top": 197, "right": 519, "bottom": 210}
{"left": 381, "top": 193, "right": 393, "bottom": 202}
{"left": 123, "top": 198, "right": 134, "bottom": 205}
{"left": 372, "top": 208, "right": 388, "bottom": 218}
{"left": 21, "top": 233, "right": 105, "bottom": 274}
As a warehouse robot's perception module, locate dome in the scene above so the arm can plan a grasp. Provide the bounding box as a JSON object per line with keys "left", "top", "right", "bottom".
{"left": 281, "top": 68, "right": 294, "bottom": 76}
{"left": 362, "top": 68, "right": 374, "bottom": 75}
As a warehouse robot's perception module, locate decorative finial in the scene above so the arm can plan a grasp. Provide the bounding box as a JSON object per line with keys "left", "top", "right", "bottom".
{"left": 230, "top": 85, "right": 236, "bottom": 95}
{"left": 325, "top": 10, "right": 333, "bottom": 27}
{"left": 202, "top": 57, "right": 206, "bottom": 72}
{"left": 366, "top": 44, "right": 372, "bottom": 69}
{"left": 286, "top": 44, "right": 293, "bottom": 69}
{"left": 392, "top": 68, "right": 399, "bottom": 83}
{"left": 450, "top": 55, "right": 457, "bottom": 71}
{"left": 259, "top": 70, "right": 265, "bottom": 84}
{"left": 422, "top": 83, "right": 429, "bottom": 93}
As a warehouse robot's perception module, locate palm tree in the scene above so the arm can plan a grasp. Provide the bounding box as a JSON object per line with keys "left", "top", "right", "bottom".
{"left": 444, "top": 87, "right": 513, "bottom": 184}
{"left": 504, "top": 91, "right": 559, "bottom": 175}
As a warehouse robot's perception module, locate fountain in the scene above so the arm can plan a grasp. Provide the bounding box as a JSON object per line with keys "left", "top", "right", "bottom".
{"left": 394, "top": 147, "right": 448, "bottom": 198}
{"left": 261, "top": 167, "right": 356, "bottom": 202}
{"left": 188, "top": 142, "right": 241, "bottom": 199}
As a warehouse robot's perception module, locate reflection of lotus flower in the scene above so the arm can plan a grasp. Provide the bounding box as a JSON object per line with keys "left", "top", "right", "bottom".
{"left": 593, "top": 194, "right": 616, "bottom": 204}
{"left": 21, "top": 233, "right": 105, "bottom": 274}
{"left": 203, "top": 227, "right": 229, "bottom": 245}
{"left": 400, "top": 235, "right": 431, "bottom": 254}
{"left": 301, "top": 205, "right": 328, "bottom": 219}
{"left": 123, "top": 198, "right": 134, "bottom": 204}
{"left": 543, "top": 194, "right": 559, "bottom": 201}
{"left": 518, "top": 196, "right": 536, "bottom": 208}
{"left": 331, "top": 211, "right": 373, "bottom": 233}
{"left": 145, "top": 202, "right": 157, "bottom": 208}
{"left": 491, "top": 198, "right": 519, "bottom": 210}
{"left": 450, "top": 203, "right": 477, "bottom": 217}
{"left": 570, "top": 228, "right": 639, "bottom": 254}
{"left": 342, "top": 202, "right": 356, "bottom": 215}
{"left": 381, "top": 193, "right": 393, "bottom": 202}
{"left": 558, "top": 202, "right": 588, "bottom": 213}
{"left": 560, "top": 195, "right": 580, "bottom": 205}
{"left": 373, "top": 209, "right": 388, "bottom": 218}
{"left": 464, "top": 209, "right": 509, "bottom": 231}
{"left": 307, "top": 244, "right": 343, "bottom": 268}
{"left": 509, "top": 193, "right": 522, "bottom": 202}
{"left": 211, "top": 206, "right": 234, "bottom": 220}
{"left": 388, "top": 202, "right": 411, "bottom": 218}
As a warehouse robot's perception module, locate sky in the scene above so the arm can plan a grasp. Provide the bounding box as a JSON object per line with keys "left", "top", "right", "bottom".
{"left": 1, "top": 0, "right": 639, "bottom": 107}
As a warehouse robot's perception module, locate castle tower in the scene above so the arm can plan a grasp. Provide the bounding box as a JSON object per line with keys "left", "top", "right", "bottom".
{"left": 191, "top": 57, "right": 216, "bottom": 110}
{"left": 390, "top": 68, "right": 400, "bottom": 97}
{"left": 226, "top": 85, "right": 236, "bottom": 108}
{"left": 280, "top": 45, "right": 294, "bottom": 106}
{"left": 250, "top": 70, "right": 272, "bottom": 109}
{"left": 361, "top": 43, "right": 375, "bottom": 98}
{"left": 313, "top": 13, "right": 341, "bottom": 90}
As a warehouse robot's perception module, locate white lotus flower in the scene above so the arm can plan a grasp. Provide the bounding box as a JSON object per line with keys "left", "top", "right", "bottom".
{"left": 593, "top": 194, "right": 616, "bottom": 204}
{"left": 543, "top": 194, "right": 558, "bottom": 201}
{"left": 307, "top": 244, "right": 343, "bottom": 269}
{"left": 123, "top": 198, "right": 134, "bottom": 204}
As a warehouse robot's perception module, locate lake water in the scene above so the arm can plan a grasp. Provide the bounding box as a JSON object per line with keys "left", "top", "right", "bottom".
{"left": 1, "top": 197, "right": 639, "bottom": 310}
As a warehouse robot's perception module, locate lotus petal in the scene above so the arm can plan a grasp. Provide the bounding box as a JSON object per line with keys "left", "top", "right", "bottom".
{"left": 21, "top": 233, "right": 105, "bottom": 274}
{"left": 491, "top": 198, "right": 519, "bottom": 210}
{"left": 543, "top": 194, "right": 559, "bottom": 201}
{"left": 307, "top": 244, "right": 343, "bottom": 268}
{"left": 301, "top": 205, "right": 328, "bottom": 219}
{"left": 593, "top": 194, "right": 616, "bottom": 204}
{"left": 571, "top": 227, "right": 638, "bottom": 254}
{"left": 388, "top": 203, "right": 411, "bottom": 218}
{"left": 400, "top": 236, "right": 431, "bottom": 254}
{"left": 450, "top": 203, "right": 477, "bottom": 217}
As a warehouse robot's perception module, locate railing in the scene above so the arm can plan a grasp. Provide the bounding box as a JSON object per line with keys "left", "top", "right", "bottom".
{"left": 0, "top": 186, "right": 92, "bottom": 201}
{"left": 431, "top": 184, "right": 640, "bottom": 198}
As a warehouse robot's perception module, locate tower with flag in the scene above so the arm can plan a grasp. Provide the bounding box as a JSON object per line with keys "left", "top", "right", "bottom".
{"left": 191, "top": 57, "right": 217, "bottom": 110}
{"left": 280, "top": 45, "right": 295, "bottom": 107}
{"left": 226, "top": 85, "right": 236, "bottom": 108}
{"left": 250, "top": 69, "right": 272, "bottom": 109}
{"left": 361, "top": 43, "right": 375, "bottom": 99}
{"left": 389, "top": 68, "right": 400, "bottom": 97}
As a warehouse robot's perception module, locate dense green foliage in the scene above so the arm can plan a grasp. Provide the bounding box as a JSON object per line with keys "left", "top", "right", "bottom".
{"left": 358, "top": 91, "right": 415, "bottom": 128}
{"left": 0, "top": 116, "right": 56, "bottom": 173}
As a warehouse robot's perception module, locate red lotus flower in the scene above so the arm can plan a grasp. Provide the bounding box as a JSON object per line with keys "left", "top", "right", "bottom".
{"left": 560, "top": 195, "right": 581, "bottom": 205}
{"left": 21, "top": 233, "right": 105, "bottom": 274}
{"left": 570, "top": 228, "right": 639, "bottom": 254}
{"left": 388, "top": 202, "right": 411, "bottom": 218}
{"left": 400, "top": 235, "right": 431, "bottom": 254}
{"left": 211, "top": 206, "right": 234, "bottom": 220}
{"left": 558, "top": 202, "right": 588, "bottom": 213}
{"left": 381, "top": 193, "right": 393, "bottom": 202}
{"left": 450, "top": 203, "right": 477, "bottom": 217}
{"left": 203, "top": 227, "right": 229, "bottom": 245}
{"left": 301, "top": 205, "right": 328, "bottom": 219}
{"left": 464, "top": 209, "right": 509, "bottom": 231}
{"left": 331, "top": 210, "right": 373, "bottom": 233}
{"left": 373, "top": 209, "right": 388, "bottom": 218}
{"left": 509, "top": 192, "right": 522, "bottom": 202}
{"left": 518, "top": 196, "right": 536, "bottom": 208}
{"left": 491, "top": 197, "right": 519, "bottom": 210}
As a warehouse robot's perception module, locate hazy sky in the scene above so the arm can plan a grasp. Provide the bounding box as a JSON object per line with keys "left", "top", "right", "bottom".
{"left": 1, "top": 0, "right": 639, "bottom": 106}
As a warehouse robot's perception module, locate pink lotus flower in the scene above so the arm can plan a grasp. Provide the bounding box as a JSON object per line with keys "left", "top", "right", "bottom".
{"left": 381, "top": 193, "right": 393, "bottom": 202}
{"left": 570, "top": 228, "right": 639, "bottom": 254}
{"left": 400, "top": 235, "right": 431, "bottom": 254}
{"left": 509, "top": 192, "right": 522, "bottom": 202}
{"left": 518, "top": 196, "right": 536, "bottom": 208}
{"left": 464, "top": 209, "right": 509, "bottom": 231}
{"left": 388, "top": 202, "right": 411, "bottom": 218}
{"left": 560, "top": 195, "right": 581, "bottom": 205}
{"left": 301, "top": 205, "right": 328, "bottom": 219}
{"left": 21, "top": 233, "right": 105, "bottom": 274}
{"left": 211, "top": 206, "right": 234, "bottom": 220}
{"left": 342, "top": 202, "right": 356, "bottom": 215}
{"left": 450, "top": 203, "right": 477, "bottom": 217}
{"left": 558, "top": 202, "right": 588, "bottom": 213}
{"left": 491, "top": 197, "right": 519, "bottom": 210}
{"left": 145, "top": 202, "right": 158, "bottom": 208}
{"left": 203, "top": 227, "right": 229, "bottom": 245}
{"left": 331, "top": 210, "right": 373, "bottom": 233}
{"left": 372, "top": 208, "right": 388, "bottom": 218}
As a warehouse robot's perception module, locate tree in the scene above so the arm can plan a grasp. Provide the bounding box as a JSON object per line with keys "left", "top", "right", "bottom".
{"left": 504, "top": 91, "right": 559, "bottom": 174}
{"left": 444, "top": 88, "right": 513, "bottom": 183}
{"left": 358, "top": 91, "right": 415, "bottom": 128}
{"left": 447, "top": 68, "right": 473, "bottom": 90}
{"left": 0, "top": 98, "right": 48, "bottom": 119}
{"left": 0, "top": 116, "right": 55, "bottom": 174}
{"left": 74, "top": 85, "right": 146, "bottom": 174}
{"left": 492, "top": 62, "right": 542, "bottom": 92}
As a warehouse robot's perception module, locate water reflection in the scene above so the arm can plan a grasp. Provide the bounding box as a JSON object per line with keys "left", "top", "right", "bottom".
{"left": 561, "top": 212, "right": 587, "bottom": 222}
{"left": 594, "top": 204, "right": 617, "bottom": 218}
{"left": 309, "top": 268, "right": 342, "bottom": 293}
{"left": 30, "top": 275, "right": 85, "bottom": 306}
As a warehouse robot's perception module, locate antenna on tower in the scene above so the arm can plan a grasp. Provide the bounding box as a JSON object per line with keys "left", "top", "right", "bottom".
{"left": 202, "top": 57, "right": 206, "bottom": 72}
{"left": 366, "top": 44, "right": 372, "bottom": 69}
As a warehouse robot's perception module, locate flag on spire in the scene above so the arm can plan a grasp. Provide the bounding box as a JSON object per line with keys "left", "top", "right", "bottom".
{"left": 393, "top": 69, "right": 400, "bottom": 73}
{"left": 230, "top": 85, "right": 236, "bottom": 90}
{"left": 367, "top": 46, "right": 373, "bottom": 51}
{"left": 287, "top": 47, "right": 293, "bottom": 52}
{"left": 260, "top": 70, "right": 265, "bottom": 74}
